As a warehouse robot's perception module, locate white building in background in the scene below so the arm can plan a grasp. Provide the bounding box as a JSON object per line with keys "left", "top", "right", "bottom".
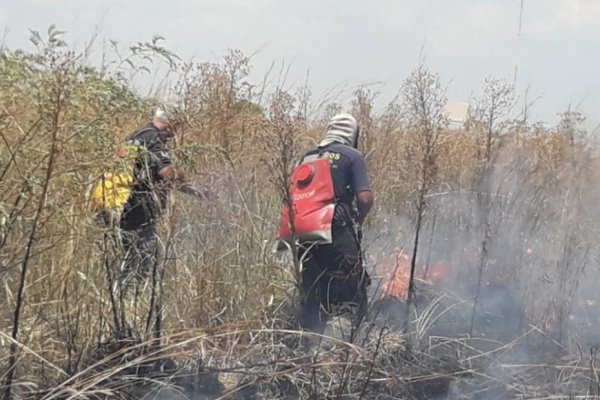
{"left": 446, "top": 101, "right": 470, "bottom": 129}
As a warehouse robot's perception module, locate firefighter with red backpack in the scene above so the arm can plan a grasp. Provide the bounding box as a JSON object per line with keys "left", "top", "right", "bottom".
{"left": 278, "top": 114, "right": 374, "bottom": 332}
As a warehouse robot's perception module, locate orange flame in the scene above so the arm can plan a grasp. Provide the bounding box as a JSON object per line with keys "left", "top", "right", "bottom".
{"left": 378, "top": 249, "right": 448, "bottom": 300}
{"left": 381, "top": 250, "right": 411, "bottom": 300}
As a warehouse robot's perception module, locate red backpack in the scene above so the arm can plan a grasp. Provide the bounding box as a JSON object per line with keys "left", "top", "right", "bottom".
{"left": 277, "top": 153, "right": 336, "bottom": 246}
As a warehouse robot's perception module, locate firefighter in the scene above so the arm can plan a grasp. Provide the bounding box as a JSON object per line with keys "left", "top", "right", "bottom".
{"left": 119, "top": 108, "right": 207, "bottom": 286}
{"left": 278, "top": 113, "right": 374, "bottom": 332}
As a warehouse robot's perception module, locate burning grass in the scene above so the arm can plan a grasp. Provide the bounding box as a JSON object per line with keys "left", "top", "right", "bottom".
{"left": 376, "top": 248, "right": 448, "bottom": 301}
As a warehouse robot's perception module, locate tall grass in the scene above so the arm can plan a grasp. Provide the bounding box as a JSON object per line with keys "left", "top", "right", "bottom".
{"left": 1, "top": 29, "right": 599, "bottom": 398}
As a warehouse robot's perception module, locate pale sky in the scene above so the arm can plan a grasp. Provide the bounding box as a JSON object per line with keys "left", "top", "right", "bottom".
{"left": 2, "top": 0, "right": 599, "bottom": 131}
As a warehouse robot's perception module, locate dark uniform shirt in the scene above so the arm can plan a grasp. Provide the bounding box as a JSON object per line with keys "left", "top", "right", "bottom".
{"left": 120, "top": 124, "right": 173, "bottom": 231}
{"left": 302, "top": 142, "right": 371, "bottom": 225}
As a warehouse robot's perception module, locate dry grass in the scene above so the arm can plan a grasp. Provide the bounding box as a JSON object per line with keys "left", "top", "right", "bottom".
{"left": 1, "top": 29, "right": 600, "bottom": 399}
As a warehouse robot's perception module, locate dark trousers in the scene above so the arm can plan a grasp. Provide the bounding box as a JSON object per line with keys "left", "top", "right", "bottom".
{"left": 119, "top": 223, "right": 159, "bottom": 287}
{"left": 300, "top": 222, "right": 369, "bottom": 332}
{"left": 118, "top": 198, "right": 164, "bottom": 288}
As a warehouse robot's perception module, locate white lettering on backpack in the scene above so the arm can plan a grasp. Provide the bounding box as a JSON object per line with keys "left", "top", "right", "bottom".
{"left": 292, "top": 191, "right": 315, "bottom": 201}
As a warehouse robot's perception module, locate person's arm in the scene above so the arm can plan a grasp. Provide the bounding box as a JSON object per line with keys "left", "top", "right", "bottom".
{"left": 157, "top": 165, "right": 182, "bottom": 182}
{"left": 158, "top": 166, "right": 213, "bottom": 200}
{"left": 351, "top": 153, "right": 374, "bottom": 224}
{"left": 158, "top": 162, "right": 215, "bottom": 200}
{"left": 150, "top": 135, "right": 213, "bottom": 200}
{"left": 356, "top": 190, "right": 374, "bottom": 224}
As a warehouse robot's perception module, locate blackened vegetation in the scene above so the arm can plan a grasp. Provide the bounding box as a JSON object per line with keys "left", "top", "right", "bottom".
{"left": 372, "top": 283, "right": 525, "bottom": 343}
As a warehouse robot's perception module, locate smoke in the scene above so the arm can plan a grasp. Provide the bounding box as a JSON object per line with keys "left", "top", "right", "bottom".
{"left": 361, "top": 139, "right": 600, "bottom": 397}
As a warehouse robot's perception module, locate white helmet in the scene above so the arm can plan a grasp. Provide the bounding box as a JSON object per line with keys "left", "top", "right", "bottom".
{"left": 153, "top": 108, "right": 172, "bottom": 123}
{"left": 319, "top": 113, "right": 360, "bottom": 148}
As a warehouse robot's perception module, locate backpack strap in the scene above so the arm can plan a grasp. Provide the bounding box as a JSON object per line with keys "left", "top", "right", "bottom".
{"left": 317, "top": 142, "right": 333, "bottom": 157}
{"left": 301, "top": 147, "right": 330, "bottom": 164}
{"left": 126, "top": 126, "right": 157, "bottom": 147}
